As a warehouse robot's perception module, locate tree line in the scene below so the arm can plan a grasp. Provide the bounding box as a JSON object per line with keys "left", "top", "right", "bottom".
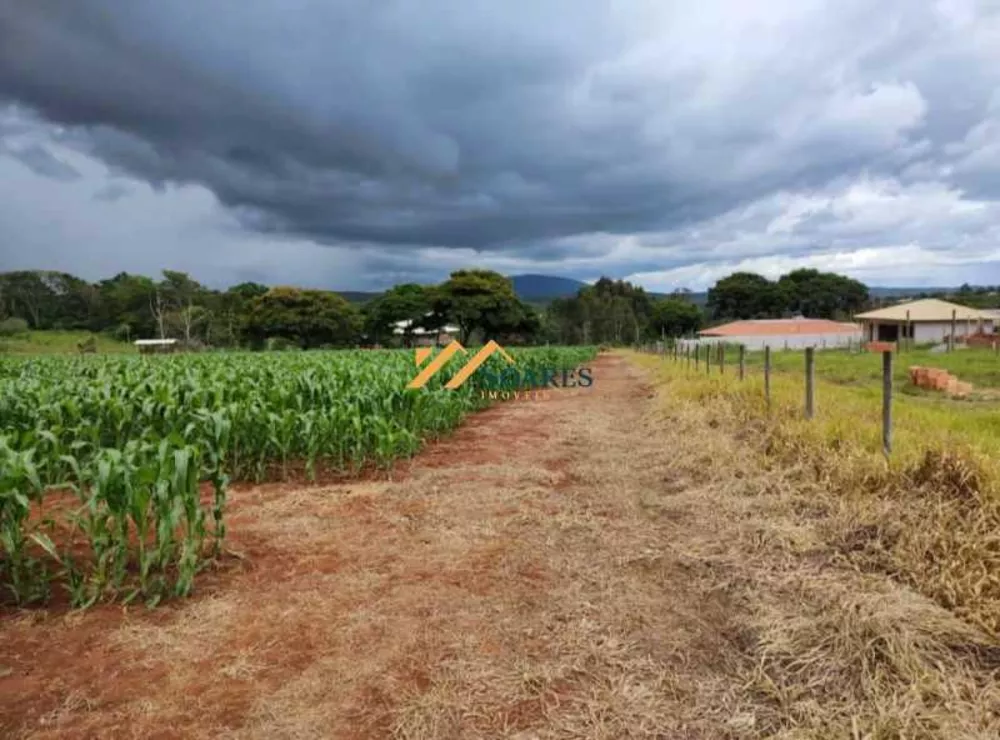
{"left": 3, "top": 266, "right": 990, "bottom": 349}
{"left": 0, "top": 268, "right": 707, "bottom": 348}
{"left": 0, "top": 269, "right": 541, "bottom": 349}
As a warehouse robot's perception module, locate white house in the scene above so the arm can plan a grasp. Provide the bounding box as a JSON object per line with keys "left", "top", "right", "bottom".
{"left": 855, "top": 299, "right": 995, "bottom": 344}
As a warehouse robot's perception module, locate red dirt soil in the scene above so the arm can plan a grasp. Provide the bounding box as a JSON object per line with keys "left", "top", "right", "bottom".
{"left": 5, "top": 356, "right": 676, "bottom": 739}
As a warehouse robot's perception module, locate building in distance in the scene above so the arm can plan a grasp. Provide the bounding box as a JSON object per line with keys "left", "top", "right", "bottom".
{"left": 392, "top": 318, "right": 460, "bottom": 347}
{"left": 855, "top": 299, "right": 995, "bottom": 344}
{"left": 692, "top": 317, "right": 861, "bottom": 350}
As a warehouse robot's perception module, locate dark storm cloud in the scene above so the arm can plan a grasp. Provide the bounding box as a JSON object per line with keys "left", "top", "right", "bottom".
{"left": 0, "top": 3, "right": 972, "bottom": 245}
{"left": 3, "top": 142, "right": 81, "bottom": 181}
{"left": 2, "top": 1, "right": 1000, "bottom": 289}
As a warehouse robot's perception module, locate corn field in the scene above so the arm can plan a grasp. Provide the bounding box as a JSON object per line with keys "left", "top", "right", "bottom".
{"left": 0, "top": 346, "right": 595, "bottom": 607}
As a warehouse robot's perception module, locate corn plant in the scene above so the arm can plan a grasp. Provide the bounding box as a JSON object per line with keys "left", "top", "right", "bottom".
{"left": 0, "top": 346, "right": 596, "bottom": 605}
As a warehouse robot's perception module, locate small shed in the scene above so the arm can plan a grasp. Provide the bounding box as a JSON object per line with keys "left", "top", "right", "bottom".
{"left": 135, "top": 338, "right": 179, "bottom": 354}
{"left": 854, "top": 299, "right": 994, "bottom": 343}
{"left": 690, "top": 318, "right": 861, "bottom": 351}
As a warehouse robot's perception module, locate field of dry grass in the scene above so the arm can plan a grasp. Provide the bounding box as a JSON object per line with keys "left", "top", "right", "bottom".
{"left": 2, "top": 353, "right": 999, "bottom": 738}
{"left": 633, "top": 349, "right": 1000, "bottom": 737}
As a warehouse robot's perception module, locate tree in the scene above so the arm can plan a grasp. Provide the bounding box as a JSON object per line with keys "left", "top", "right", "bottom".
{"left": 705, "top": 269, "right": 871, "bottom": 321}
{"left": 650, "top": 297, "right": 703, "bottom": 337}
{"left": 227, "top": 282, "right": 270, "bottom": 302}
{"left": 706, "top": 272, "right": 787, "bottom": 320}
{"left": 243, "top": 287, "right": 362, "bottom": 349}
{"left": 149, "top": 290, "right": 168, "bottom": 339}
{"left": 204, "top": 282, "right": 270, "bottom": 347}
{"left": 0, "top": 271, "right": 55, "bottom": 327}
{"left": 95, "top": 272, "right": 159, "bottom": 338}
{"left": 777, "top": 269, "right": 868, "bottom": 319}
{"left": 363, "top": 283, "right": 432, "bottom": 345}
{"left": 430, "top": 270, "right": 534, "bottom": 344}
{"left": 543, "top": 277, "right": 659, "bottom": 345}
{"left": 158, "top": 270, "right": 208, "bottom": 342}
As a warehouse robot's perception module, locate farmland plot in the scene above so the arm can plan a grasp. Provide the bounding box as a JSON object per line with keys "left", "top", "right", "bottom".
{"left": 5, "top": 353, "right": 999, "bottom": 739}
{"left": 0, "top": 347, "right": 595, "bottom": 607}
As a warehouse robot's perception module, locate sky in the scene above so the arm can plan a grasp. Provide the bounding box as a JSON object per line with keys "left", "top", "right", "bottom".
{"left": 2, "top": 0, "right": 1000, "bottom": 292}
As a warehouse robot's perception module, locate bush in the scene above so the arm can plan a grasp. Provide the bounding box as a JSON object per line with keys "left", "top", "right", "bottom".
{"left": 265, "top": 336, "right": 302, "bottom": 351}
{"left": 0, "top": 317, "right": 29, "bottom": 337}
{"left": 177, "top": 338, "right": 207, "bottom": 352}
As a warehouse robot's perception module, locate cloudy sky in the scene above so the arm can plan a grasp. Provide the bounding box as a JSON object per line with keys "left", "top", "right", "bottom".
{"left": 2, "top": 0, "right": 1000, "bottom": 291}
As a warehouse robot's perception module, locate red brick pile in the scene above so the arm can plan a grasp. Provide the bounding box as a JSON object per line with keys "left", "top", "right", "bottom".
{"left": 908, "top": 366, "right": 973, "bottom": 398}
{"left": 864, "top": 341, "right": 896, "bottom": 352}
{"left": 963, "top": 332, "right": 1000, "bottom": 349}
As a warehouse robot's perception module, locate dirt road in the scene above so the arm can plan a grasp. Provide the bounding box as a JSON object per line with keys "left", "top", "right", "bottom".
{"left": 3, "top": 354, "right": 996, "bottom": 738}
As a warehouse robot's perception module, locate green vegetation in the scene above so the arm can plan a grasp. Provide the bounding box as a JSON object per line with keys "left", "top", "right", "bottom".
{"left": 243, "top": 287, "right": 362, "bottom": 349}
{"left": 916, "top": 283, "right": 1000, "bottom": 310}
{"left": 0, "top": 345, "right": 595, "bottom": 607}
{"left": 706, "top": 268, "right": 869, "bottom": 322}
{"left": 0, "top": 269, "right": 540, "bottom": 350}
{"left": 545, "top": 277, "right": 703, "bottom": 344}
{"left": 0, "top": 330, "right": 134, "bottom": 356}
{"left": 743, "top": 345, "right": 1000, "bottom": 391}
{"left": 4, "top": 266, "right": 942, "bottom": 351}
{"left": 429, "top": 269, "right": 539, "bottom": 344}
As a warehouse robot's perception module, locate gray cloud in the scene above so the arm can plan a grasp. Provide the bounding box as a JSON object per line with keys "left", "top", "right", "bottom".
{"left": 3, "top": 142, "right": 81, "bottom": 181}
{"left": 93, "top": 182, "right": 131, "bottom": 202}
{"left": 1, "top": 1, "right": 1000, "bottom": 289}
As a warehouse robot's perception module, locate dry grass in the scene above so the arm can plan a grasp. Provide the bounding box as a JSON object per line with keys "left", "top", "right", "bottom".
{"left": 631, "top": 350, "right": 1000, "bottom": 737}
{"left": 5, "top": 353, "right": 1000, "bottom": 738}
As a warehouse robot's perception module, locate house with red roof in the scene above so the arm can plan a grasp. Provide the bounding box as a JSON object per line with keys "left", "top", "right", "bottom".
{"left": 694, "top": 317, "right": 862, "bottom": 350}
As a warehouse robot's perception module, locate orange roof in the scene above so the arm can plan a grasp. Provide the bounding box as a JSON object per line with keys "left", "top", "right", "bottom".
{"left": 699, "top": 319, "right": 861, "bottom": 337}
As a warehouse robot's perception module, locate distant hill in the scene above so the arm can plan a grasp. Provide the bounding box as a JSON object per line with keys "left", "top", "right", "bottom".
{"left": 868, "top": 287, "right": 951, "bottom": 299}
{"left": 510, "top": 274, "right": 588, "bottom": 300}
{"left": 335, "top": 291, "right": 381, "bottom": 304}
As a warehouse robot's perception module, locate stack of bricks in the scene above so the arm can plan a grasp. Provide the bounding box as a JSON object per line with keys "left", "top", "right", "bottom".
{"left": 865, "top": 341, "right": 896, "bottom": 353}
{"left": 964, "top": 332, "right": 1000, "bottom": 349}
{"left": 908, "top": 366, "right": 974, "bottom": 398}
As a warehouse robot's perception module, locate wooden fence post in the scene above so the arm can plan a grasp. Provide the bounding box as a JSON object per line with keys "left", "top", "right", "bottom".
{"left": 695, "top": 344, "right": 700, "bottom": 371}
{"left": 805, "top": 347, "right": 815, "bottom": 419}
{"left": 882, "top": 350, "right": 893, "bottom": 457}
{"left": 719, "top": 344, "right": 726, "bottom": 374}
{"left": 706, "top": 343, "right": 712, "bottom": 375}
{"left": 950, "top": 309, "right": 957, "bottom": 352}
{"left": 905, "top": 310, "right": 911, "bottom": 352}
{"left": 764, "top": 346, "right": 771, "bottom": 410}
{"left": 739, "top": 344, "right": 746, "bottom": 381}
